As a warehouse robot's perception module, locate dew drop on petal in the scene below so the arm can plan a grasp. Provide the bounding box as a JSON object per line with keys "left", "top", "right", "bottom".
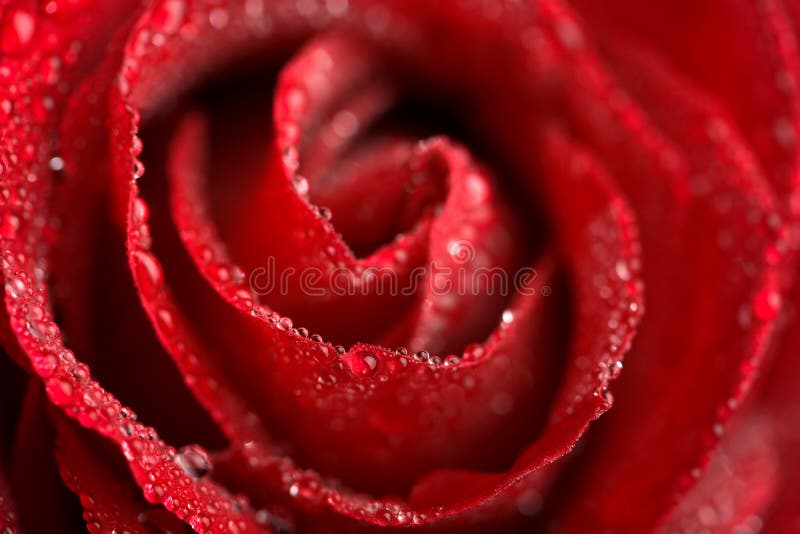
{"left": 0, "top": 212, "right": 20, "bottom": 240}
{"left": 443, "top": 354, "right": 460, "bottom": 366}
{"left": 131, "top": 197, "right": 150, "bottom": 226}
{"left": 292, "top": 176, "right": 309, "bottom": 196}
{"left": 753, "top": 288, "right": 781, "bottom": 321}
{"left": 490, "top": 392, "right": 514, "bottom": 415}
{"left": 331, "top": 110, "right": 358, "bottom": 138}
{"left": 516, "top": 490, "right": 542, "bottom": 517}
{"left": 175, "top": 444, "right": 211, "bottom": 478}
{"left": 594, "top": 386, "right": 614, "bottom": 406}
{"left": 294, "top": 327, "right": 309, "bottom": 338}
{"left": 150, "top": 0, "right": 185, "bottom": 34}
{"left": 132, "top": 160, "right": 145, "bottom": 179}
{"left": 5, "top": 276, "right": 27, "bottom": 298}
{"left": 1, "top": 9, "right": 36, "bottom": 55}
{"left": 46, "top": 378, "right": 74, "bottom": 404}
{"left": 48, "top": 156, "right": 65, "bottom": 172}
{"left": 413, "top": 350, "right": 430, "bottom": 361}
{"left": 33, "top": 354, "right": 58, "bottom": 377}
{"left": 208, "top": 7, "right": 229, "bottom": 29}
{"left": 132, "top": 250, "right": 165, "bottom": 299}
{"left": 615, "top": 259, "right": 631, "bottom": 281}
{"left": 343, "top": 352, "right": 378, "bottom": 377}
{"left": 317, "top": 206, "right": 332, "bottom": 221}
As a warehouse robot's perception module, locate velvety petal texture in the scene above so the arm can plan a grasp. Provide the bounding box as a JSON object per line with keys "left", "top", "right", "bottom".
{"left": 0, "top": 0, "right": 798, "bottom": 533}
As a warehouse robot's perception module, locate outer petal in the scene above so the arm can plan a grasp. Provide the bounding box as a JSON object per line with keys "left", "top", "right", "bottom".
{"left": 55, "top": 415, "right": 181, "bottom": 534}
{"left": 531, "top": 3, "right": 783, "bottom": 530}
{"left": 0, "top": 467, "right": 20, "bottom": 533}
{"left": 659, "top": 416, "right": 779, "bottom": 534}
{"left": 0, "top": 1, "right": 269, "bottom": 532}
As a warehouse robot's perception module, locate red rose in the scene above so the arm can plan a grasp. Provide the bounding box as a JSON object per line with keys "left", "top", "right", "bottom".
{"left": 1, "top": 0, "right": 798, "bottom": 532}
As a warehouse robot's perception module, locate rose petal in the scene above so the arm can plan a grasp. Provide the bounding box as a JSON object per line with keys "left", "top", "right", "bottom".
{"left": 54, "top": 415, "right": 174, "bottom": 534}
{"left": 757, "top": 282, "right": 800, "bottom": 532}
{"left": 658, "top": 415, "right": 779, "bottom": 533}
{"left": 104, "top": 1, "right": 647, "bottom": 528}
{"left": 395, "top": 137, "right": 526, "bottom": 356}
{"left": 531, "top": 3, "right": 784, "bottom": 530}
{"left": 8, "top": 384, "right": 83, "bottom": 532}
{"left": 221, "top": 31, "right": 434, "bottom": 344}
{"left": 0, "top": 467, "right": 19, "bottom": 534}
{"left": 161, "top": 90, "right": 642, "bottom": 530}
{"left": 572, "top": 0, "right": 800, "bottom": 213}
{"left": 0, "top": 2, "right": 269, "bottom": 532}
{"left": 160, "top": 109, "right": 564, "bottom": 509}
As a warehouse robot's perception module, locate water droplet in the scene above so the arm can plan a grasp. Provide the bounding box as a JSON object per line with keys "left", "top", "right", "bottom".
{"left": 131, "top": 197, "right": 150, "bottom": 226}
{"left": 59, "top": 349, "right": 76, "bottom": 366}
{"left": 48, "top": 156, "right": 65, "bottom": 172}
{"left": 365, "top": 5, "right": 390, "bottom": 34}
{"left": 555, "top": 19, "right": 583, "bottom": 50}
{"left": 343, "top": 352, "right": 378, "bottom": 377}
{"left": 331, "top": 110, "right": 358, "bottom": 138}
{"left": 27, "top": 319, "right": 53, "bottom": 342}
{"left": 294, "top": 327, "right": 309, "bottom": 338}
{"left": 132, "top": 250, "right": 164, "bottom": 299}
{"left": 33, "top": 354, "right": 58, "bottom": 377}
{"left": 443, "top": 355, "right": 461, "bottom": 366}
{"left": 155, "top": 307, "right": 174, "bottom": 333}
{"left": 753, "top": 288, "right": 781, "bottom": 321}
{"left": 5, "top": 276, "right": 26, "bottom": 298}
{"left": 133, "top": 160, "right": 145, "bottom": 179}
{"left": 604, "top": 360, "right": 623, "bottom": 378}
{"left": 285, "top": 87, "right": 306, "bottom": 115}
{"left": 317, "top": 206, "right": 332, "bottom": 221}
{"left": 292, "top": 176, "right": 309, "bottom": 196}
{"left": 490, "top": 392, "right": 514, "bottom": 415}
{"left": 175, "top": 444, "right": 211, "bottom": 478}
{"left": 150, "top": 0, "right": 185, "bottom": 34}
{"left": 738, "top": 305, "right": 752, "bottom": 328}
{"left": 594, "top": 386, "right": 613, "bottom": 406}
{"left": 516, "top": 490, "right": 542, "bottom": 517}
{"left": 40, "top": 55, "right": 61, "bottom": 84}
{"left": 46, "top": 378, "right": 74, "bottom": 404}
{"left": 773, "top": 116, "right": 796, "bottom": 149}
{"left": 0, "top": 212, "right": 20, "bottom": 240}
{"left": 464, "top": 343, "right": 485, "bottom": 360}
{"left": 326, "top": 0, "right": 348, "bottom": 17}
{"left": 615, "top": 260, "right": 631, "bottom": 281}
{"left": 209, "top": 7, "right": 229, "bottom": 29}
{"left": 1, "top": 9, "right": 36, "bottom": 55}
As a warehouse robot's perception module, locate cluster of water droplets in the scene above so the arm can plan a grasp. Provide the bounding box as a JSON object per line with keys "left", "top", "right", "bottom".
{"left": 17, "top": 0, "right": 785, "bottom": 530}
